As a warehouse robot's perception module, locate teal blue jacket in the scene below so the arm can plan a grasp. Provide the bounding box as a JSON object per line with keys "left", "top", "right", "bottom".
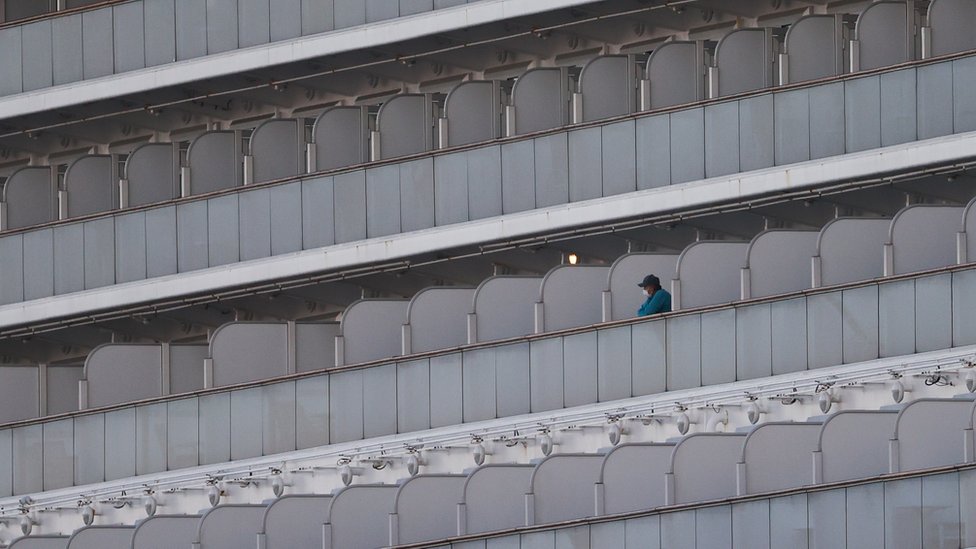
{"left": 637, "top": 289, "right": 672, "bottom": 317}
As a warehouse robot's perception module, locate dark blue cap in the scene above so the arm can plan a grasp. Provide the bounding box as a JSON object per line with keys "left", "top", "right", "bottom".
{"left": 638, "top": 274, "right": 661, "bottom": 288}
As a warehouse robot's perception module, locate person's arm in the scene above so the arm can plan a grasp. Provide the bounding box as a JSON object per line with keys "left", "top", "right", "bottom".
{"left": 637, "top": 298, "right": 652, "bottom": 317}
{"left": 645, "top": 291, "right": 670, "bottom": 315}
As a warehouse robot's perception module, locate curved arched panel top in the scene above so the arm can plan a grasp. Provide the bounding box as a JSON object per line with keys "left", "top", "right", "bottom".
{"left": 856, "top": 1, "right": 912, "bottom": 71}
{"left": 209, "top": 321, "right": 288, "bottom": 387}
{"left": 125, "top": 143, "right": 178, "bottom": 207}
{"left": 928, "top": 0, "right": 976, "bottom": 57}
{"left": 391, "top": 474, "right": 466, "bottom": 544}
{"left": 740, "top": 421, "right": 821, "bottom": 494}
{"left": 512, "top": 68, "right": 570, "bottom": 135}
{"left": 2, "top": 166, "right": 56, "bottom": 230}
{"left": 888, "top": 205, "right": 964, "bottom": 275}
{"left": 539, "top": 265, "right": 610, "bottom": 332}
{"left": 83, "top": 343, "right": 163, "bottom": 408}
{"left": 675, "top": 241, "right": 749, "bottom": 309}
{"left": 816, "top": 410, "right": 897, "bottom": 483}
{"left": 8, "top": 536, "right": 69, "bottom": 549}
{"left": 784, "top": 14, "right": 844, "bottom": 83}
{"left": 745, "top": 230, "right": 818, "bottom": 298}
{"left": 131, "top": 515, "right": 201, "bottom": 549}
{"left": 645, "top": 41, "right": 704, "bottom": 109}
{"left": 194, "top": 504, "right": 266, "bottom": 548}
{"left": 64, "top": 155, "right": 114, "bottom": 218}
{"left": 715, "top": 28, "right": 773, "bottom": 96}
{"left": 578, "top": 55, "right": 635, "bottom": 122}
{"left": 598, "top": 443, "right": 673, "bottom": 515}
{"left": 377, "top": 94, "right": 431, "bottom": 160}
{"left": 65, "top": 526, "right": 133, "bottom": 549}
{"left": 668, "top": 432, "right": 746, "bottom": 504}
{"left": 816, "top": 217, "right": 890, "bottom": 286}
{"left": 313, "top": 106, "right": 369, "bottom": 171}
{"left": 471, "top": 276, "right": 541, "bottom": 342}
{"left": 324, "top": 484, "right": 398, "bottom": 549}
{"left": 460, "top": 464, "right": 534, "bottom": 535}
{"left": 606, "top": 253, "right": 679, "bottom": 321}
{"left": 338, "top": 299, "right": 410, "bottom": 364}
{"left": 444, "top": 80, "right": 501, "bottom": 146}
{"left": 260, "top": 495, "right": 332, "bottom": 549}
{"left": 250, "top": 119, "right": 302, "bottom": 184}
{"left": 186, "top": 131, "right": 240, "bottom": 195}
{"left": 406, "top": 286, "right": 475, "bottom": 353}
{"left": 527, "top": 453, "right": 605, "bottom": 524}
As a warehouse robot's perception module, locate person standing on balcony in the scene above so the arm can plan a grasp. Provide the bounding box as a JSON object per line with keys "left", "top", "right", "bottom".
{"left": 637, "top": 274, "right": 671, "bottom": 316}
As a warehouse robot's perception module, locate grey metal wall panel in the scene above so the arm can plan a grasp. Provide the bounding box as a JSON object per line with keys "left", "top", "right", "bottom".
{"left": 631, "top": 319, "right": 666, "bottom": 396}
{"left": 666, "top": 314, "right": 701, "bottom": 390}
{"left": 602, "top": 121, "right": 637, "bottom": 197}
{"left": 769, "top": 494, "right": 808, "bottom": 549}
{"left": 82, "top": 8, "right": 114, "bottom": 79}
{"left": 379, "top": 95, "right": 429, "bottom": 159}
{"left": 400, "top": 0, "right": 432, "bottom": 15}
{"left": 188, "top": 132, "right": 239, "bottom": 195}
{"left": 580, "top": 55, "right": 634, "bottom": 121}
{"left": 12, "top": 425, "right": 42, "bottom": 494}
{"left": 445, "top": 81, "right": 498, "bottom": 146}
{"left": 366, "top": 164, "right": 401, "bottom": 238}
{"left": 52, "top": 14, "right": 83, "bottom": 84}
{"left": 296, "top": 374, "right": 329, "bottom": 448}
{"left": 263, "top": 496, "right": 332, "bottom": 549}
{"left": 395, "top": 475, "right": 464, "bottom": 544}
{"left": 262, "top": 381, "right": 296, "bottom": 454}
{"left": 738, "top": 94, "right": 775, "bottom": 172}
{"left": 198, "top": 392, "right": 230, "bottom": 464}
{"left": 563, "top": 332, "right": 597, "bottom": 407}
{"left": 880, "top": 69, "right": 917, "bottom": 146}
{"left": 636, "top": 114, "right": 670, "bottom": 189}
{"left": 239, "top": 188, "right": 272, "bottom": 260}
{"left": 705, "top": 102, "right": 739, "bottom": 178}
{"left": 239, "top": 0, "right": 271, "bottom": 47}
{"left": 170, "top": 344, "right": 206, "bottom": 394}
{"left": 206, "top": 0, "right": 238, "bottom": 53}
{"left": 890, "top": 206, "right": 963, "bottom": 275}
{"left": 113, "top": 1, "right": 146, "bottom": 73}
{"left": 144, "top": 0, "right": 176, "bottom": 67}
{"left": 608, "top": 253, "right": 679, "bottom": 321}
{"left": 818, "top": 218, "right": 889, "bottom": 286}
{"left": 501, "top": 140, "right": 535, "bottom": 213}
{"left": 669, "top": 108, "right": 705, "bottom": 184}
{"left": 0, "top": 429, "right": 11, "bottom": 497}
{"left": 197, "top": 505, "right": 266, "bottom": 549}
{"left": 65, "top": 155, "right": 114, "bottom": 217}
{"left": 326, "top": 485, "right": 397, "bottom": 549}
{"left": 701, "top": 309, "right": 735, "bottom": 385}
{"left": 495, "top": 343, "right": 529, "bottom": 417}
{"left": 807, "top": 490, "right": 846, "bottom": 548}
{"left": 807, "top": 292, "right": 843, "bottom": 369}
{"left": 885, "top": 478, "right": 922, "bottom": 546}
{"left": 647, "top": 42, "right": 701, "bottom": 109}
{"left": 879, "top": 280, "right": 915, "bottom": 357}
{"left": 8, "top": 538, "right": 69, "bottom": 549}
{"left": 461, "top": 348, "right": 496, "bottom": 421}
{"left": 42, "top": 420, "right": 72, "bottom": 490}
{"left": 434, "top": 0, "right": 465, "bottom": 7}
{"left": 127, "top": 144, "right": 178, "bottom": 206}
{"left": 915, "top": 274, "right": 952, "bottom": 352}
{"left": 530, "top": 337, "right": 563, "bottom": 412}
{"left": 671, "top": 434, "right": 744, "bottom": 503}
{"left": 314, "top": 107, "right": 367, "bottom": 170}
{"left": 83, "top": 218, "right": 115, "bottom": 289}
{"left": 69, "top": 527, "right": 135, "bottom": 549}
{"left": 400, "top": 158, "right": 435, "bottom": 231}
{"left": 0, "top": 27, "right": 22, "bottom": 96}
{"left": 211, "top": 323, "right": 287, "bottom": 386}
{"left": 429, "top": 353, "right": 461, "bottom": 428}
{"left": 845, "top": 76, "right": 881, "bottom": 153}
{"left": 230, "top": 387, "right": 262, "bottom": 459}
{"left": 534, "top": 133, "right": 569, "bottom": 208}
{"left": 819, "top": 411, "right": 897, "bottom": 483}
{"left": 463, "top": 465, "right": 534, "bottom": 534}
{"left": 177, "top": 201, "right": 209, "bottom": 272}
{"left": 857, "top": 1, "right": 910, "bottom": 71}
{"left": 146, "top": 206, "right": 178, "bottom": 277}
{"left": 362, "top": 364, "right": 396, "bottom": 437}
{"left": 0, "top": 235, "right": 24, "bottom": 305}
{"left": 408, "top": 287, "right": 474, "bottom": 353}
{"left": 135, "top": 403, "right": 166, "bottom": 474}
{"left": 47, "top": 364, "right": 81, "bottom": 415}
{"left": 929, "top": 0, "right": 976, "bottom": 56}
{"left": 396, "top": 359, "right": 429, "bottom": 433}
{"left": 808, "top": 82, "right": 845, "bottom": 159}
{"left": 597, "top": 327, "right": 632, "bottom": 402}
{"left": 748, "top": 231, "right": 818, "bottom": 298}
{"left": 0, "top": 367, "right": 38, "bottom": 423}
{"left": 434, "top": 152, "right": 468, "bottom": 225}
{"left": 677, "top": 242, "right": 748, "bottom": 309}
{"left": 333, "top": 171, "right": 367, "bottom": 243}
{"left": 743, "top": 423, "right": 821, "bottom": 494}
{"left": 843, "top": 285, "right": 879, "bottom": 364}
{"left": 717, "top": 29, "right": 770, "bottom": 96}
{"left": 252, "top": 119, "right": 301, "bottom": 183}
{"left": 774, "top": 89, "right": 810, "bottom": 165}
{"left": 334, "top": 0, "right": 365, "bottom": 28}
{"left": 472, "top": 276, "right": 539, "bottom": 342}
{"left": 270, "top": 0, "right": 302, "bottom": 41}
{"left": 366, "top": 0, "right": 398, "bottom": 22}
{"left": 269, "top": 181, "right": 303, "bottom": 254}
{"left": 602, "top": 444, "right": 672, "bottom": 515}
{"left": 4, "top": 167, "right": 56, "bottom": 229}
{"left": 301, "top": 0, "right": 334, "bottom": 34}
{"left": 167, "top": 398, "right": 198, "bottom": 469}
{"left": 23, "top": 229, "right": 53, "bottom": 301}
{"left": 513, "top": 68, "right": 568, "bottom": 134}
{"left": 569, "top": 127, "right": 602, "bottom": 202}
{"left": 531, "top": 454, "right": 604, "bottom": 524}
{"left": 104, "top": 408, "right": 136, "bottom": 480}
{"left": 542, "top": 266, "right": 608, "bottom": 332}
{"left": 953, "top": 269, "right": 976, "bottom": 346}
{"left": 54, "top": 224, "right": 85, "bottom": 295}
{"left": 86, "top": 345, "right": 161, "bottom": 407}
{"left": 736, "top": 304, "right": 772, "bottom": 380}
{"left": 732, "top": 500, "right": 770, "bottom": 549}
{"left": 296, "top": 322, "right": 338, "bottom": 372}
{"left": 786, "top": 15, "right": 842, "bottom": 83}
{"left": 697, "top": 506, "right": 733, "bottom": 548}
{"left": 922, "top": 473, "right": 961, "bottom": 548}
{"left": 467, "top": 146, "right": 502, "bottom": 219}
{"left": 301, "top": 176, "right": 336, "bottom": 248}
{"left": 132, "top": 516, "right": 202, "bottom": 549}
{"left": 917, "top": 62, "right": 954, "bottom": 139}
{"left": 73, "top": 414, "right": 103, "bottom": 486}
{"left": 21, "top": 21, "right": 53, "bottom": 92}
{"left": 341, "top": 300, "right": 408, "bottom": 364}
{"left": 953, "top": 56, "right": 976, "bottom": 132}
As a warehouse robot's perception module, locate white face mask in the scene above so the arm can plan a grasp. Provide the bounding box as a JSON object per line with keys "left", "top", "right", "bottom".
{"left": 642, "top": 289, "right": 650, "bottom": 297}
